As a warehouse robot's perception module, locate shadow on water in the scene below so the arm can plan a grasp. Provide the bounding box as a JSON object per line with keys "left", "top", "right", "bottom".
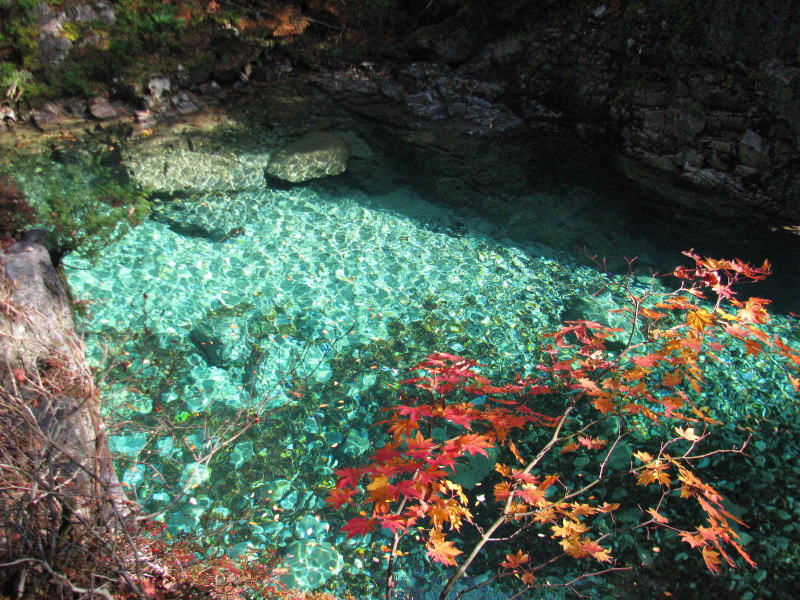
{"left": 314, "top": 132, "right": 800, "bottom": 315}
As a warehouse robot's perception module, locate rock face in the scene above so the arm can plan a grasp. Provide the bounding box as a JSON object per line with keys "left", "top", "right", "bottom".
{"left": 403, "top": 0, "right": 800, "bottom": 221}
{"left": 265, "top": 131, "right": 350, "bottom": 183}
{"left": 35, "top": 1, "right": 116, "bottom": 67}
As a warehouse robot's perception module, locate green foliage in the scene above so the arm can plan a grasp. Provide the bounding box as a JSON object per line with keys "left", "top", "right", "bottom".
{"left": 0, "top": 60, "right": 32, "bottom": 89}
{"left": 38, "top": 170, "right": 150, "bottom": 262}
{"left": 42, "top": 59, "right": 97, "bottom": 96}
{"left": 0, "top": 0, "right": 40, "bottom": 66}
{"left": 0, "top": 60, "right": 41, "bottom": 102}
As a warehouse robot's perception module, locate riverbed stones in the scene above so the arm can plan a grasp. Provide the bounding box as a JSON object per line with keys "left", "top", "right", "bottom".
{"left": 88, "top": 94, "right": 124, "bottom": 120}
{"left": 265, "top": 131, "right": 349, "bottom": 183}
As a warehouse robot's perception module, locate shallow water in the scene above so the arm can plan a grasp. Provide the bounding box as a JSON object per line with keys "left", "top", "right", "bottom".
{"left": 60, "top": 180, "right": 631, "bottom": 594}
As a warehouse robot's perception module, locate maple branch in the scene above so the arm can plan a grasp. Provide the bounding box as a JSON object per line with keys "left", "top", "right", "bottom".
{"left": 534, "top": 565, "right": 635, "bottom": 594}
{"left": 679, "top": 434, "right": 752, "bottom": 461}
{"left": 450, "top": 572, "right": 505, "bottom": 600}
{"left": 384, "top": 496, "right": 408, "bottom": 600}
{"left": 439, "top": 399, "right": 577, "bottom": 600}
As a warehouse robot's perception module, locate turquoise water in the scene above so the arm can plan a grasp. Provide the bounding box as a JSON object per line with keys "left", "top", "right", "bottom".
{"left": 6, "top": 134, "right": 799, "bottom": 598}
{"left": 57, "top": 177, "right": 653, "bottom": 596}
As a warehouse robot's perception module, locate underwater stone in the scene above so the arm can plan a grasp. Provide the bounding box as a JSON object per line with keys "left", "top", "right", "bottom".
{"left": 126, "top": 149, "right": 268, "bottom": 193}
{"left": 343, "top": 429, "right": 370, "bottom": 457}
{"left": 280, "top": 540, "right": 344, "bottom": 590}
{"left": 189, "top": 316, "right": 245, "bottom": 368}
{"left": 294, "top": 514, "right": 329, "bottom": 539}
{"left": 266, "top": 131, "right": 349, "bottom": 183}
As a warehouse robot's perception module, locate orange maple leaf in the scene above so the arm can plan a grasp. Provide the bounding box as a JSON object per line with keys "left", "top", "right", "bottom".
{"left": 660, "top": 371, "right": 682, "bottom": 388}
{"left": 426, "top": 531, "right": 462, "bottom": 566}
{"left": 702, "top": 546, "right": 722, "bottom": 573}
{"left": 647, "top": 507, "right": 669, "bottom": 524}
{"left": 500, "top": 549, "right": 530, "bottom": 569}
{"left": 687, "top": 309, "right": 714, "bottom": 333}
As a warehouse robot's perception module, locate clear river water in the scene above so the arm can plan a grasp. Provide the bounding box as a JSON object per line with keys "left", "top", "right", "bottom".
{"left": 4, "top": 112, "right": 799, "bottom": 598}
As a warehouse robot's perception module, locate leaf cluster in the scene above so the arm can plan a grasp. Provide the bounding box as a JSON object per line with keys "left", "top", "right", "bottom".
{"left": 329, "top": 251, "right": 800, "bottom": 600}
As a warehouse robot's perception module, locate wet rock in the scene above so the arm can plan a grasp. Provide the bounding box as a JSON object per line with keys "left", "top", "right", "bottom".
{"left": 147, "top": 76, "right": 171, "bottom": 101}
{"left": 0, "top": 106, "right": 16, "bottom": 122}
{"left": 673, "top": 111, "right": 706, "bottom": 141}
{"left": 213, "top": 44, "right": 252, "bottom": 85}
{"left": 38, "top": 34, "right": 73, "bottom": 67}
{"left": 404, "top": 24, "right": 477, "bottom": 64}
{"left": 266, "top": 131, "right": 349, "bottom": 183}
{"left": 170, "top": 93, "right": 199, "bottom": 115}
{"left": 197, "top": 81, "right": 224, "bottom": 96}
{"left": 30, "top": 102, "right": 65, "bottom": 129}
{"left": 679, "top": 166, "right": 738, "bottom": 192}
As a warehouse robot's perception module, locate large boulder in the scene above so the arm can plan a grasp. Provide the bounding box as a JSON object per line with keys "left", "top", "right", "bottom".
{"left": 265, "top": 131, "right": 349, "bottom": 183}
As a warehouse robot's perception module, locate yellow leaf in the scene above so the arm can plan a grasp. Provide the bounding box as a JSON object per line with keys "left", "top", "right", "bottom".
{"left": 646, "top": 507, "right": 669, "bottom": 524}
{"left": 687, "top": 309, "right": 714, "bottom": 333}
{"left": 551, "top": 518, "right": 589, "bottom": 539}
{"left": 367, "top": 475, "right": 390, "bottom": 492}
{"left": 675, "top": 426, "right": 702, "bottom": 441}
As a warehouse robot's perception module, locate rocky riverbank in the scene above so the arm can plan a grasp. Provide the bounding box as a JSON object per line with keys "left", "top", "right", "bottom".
{"left": 2, "top": 1, "right": 798, "bottom": 228}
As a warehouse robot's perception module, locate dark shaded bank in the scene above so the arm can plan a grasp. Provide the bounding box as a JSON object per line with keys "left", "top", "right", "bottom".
{"left": 3, "top": 1, "right": 799, "bottom": 227}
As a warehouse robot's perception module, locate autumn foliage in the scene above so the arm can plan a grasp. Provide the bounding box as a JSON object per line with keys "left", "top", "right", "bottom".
{"left": 328, "top": 252, "right": 800, "bottom": 599}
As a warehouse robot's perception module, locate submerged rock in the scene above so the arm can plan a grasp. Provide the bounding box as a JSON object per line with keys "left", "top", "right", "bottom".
{"left": 266, "top": 131, "right": 349, "bottom": 183}
{"left": 280, "top": 540, "right": 343, "bottom": 590}
{"left": 189, "top": 315, "right": 248, "bottom": 368}
{"left": 126, "top": 149, "right": 268, "bottom": 193}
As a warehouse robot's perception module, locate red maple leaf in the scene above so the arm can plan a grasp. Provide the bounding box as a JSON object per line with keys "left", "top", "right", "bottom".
{"left": 341, "top": 517, "right": 377, "bottom": 539}
{"left": 333, "top": 467, "right": 364, "bottom": 489}
{"left": 325, "top": 487, "right": 359, "bottom": 509}
{"left": 445, "top": 434, "right": 493, "bottom": 457}
{"left": 405, "top": 431, "right": 437, "bottom": 459}
{"left": 443, "top": 405, "right": 476, "bottom": 429}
